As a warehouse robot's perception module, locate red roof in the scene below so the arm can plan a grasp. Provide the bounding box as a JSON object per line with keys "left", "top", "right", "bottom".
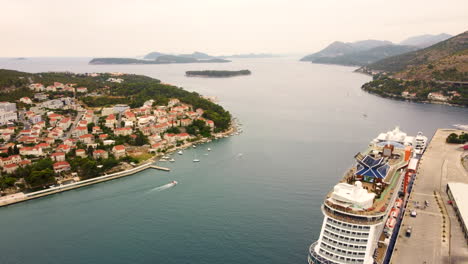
{"left": 94, "top": 149, "right": 106, "bottom": 154}
{"left": 113, "top": 145, "right": 125, "bottom": 151}
{"left": 53, "top": 161, "right": 70, "bottom": 168}
{"left": 4, "top": 164, "right": 18, "bottom": 169}
{"left": 51, "top": 152, "right": 65, "bottom": 157}
{"left": 76, "top": 149, "right": 86, "bottom": 153}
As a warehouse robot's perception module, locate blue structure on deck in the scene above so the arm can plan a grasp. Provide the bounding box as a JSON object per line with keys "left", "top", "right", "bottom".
{"left": 356, "top": 155, "right": 389, "bottom": 181}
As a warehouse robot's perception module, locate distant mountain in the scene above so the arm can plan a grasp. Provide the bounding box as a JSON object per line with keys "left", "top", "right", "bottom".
{"left": 309, "top": 45, "right": 418, "bottom": 66}
{"left": 300, "top": 39, "right": 416, "bottom": 66}
{"left": 400, "top": 33, "right": 452, "bottom": 48}
{"left": 362, "top": 31, "right": 468, "bottom": 78}
{"left": 89, "top": 57, "right": 230, "bottom": 65}
{"left": 143, "top": 51, "right": 218, "bottom": 60}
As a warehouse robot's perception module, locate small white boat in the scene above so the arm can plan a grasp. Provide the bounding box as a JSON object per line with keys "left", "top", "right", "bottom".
{"left": 162, "top": 155, "right": 170, "bottom": 159}
{"left": 171, "top": 180, "right": 178, "bottom": 185}
{"left": 207, "top": 148, "right": 211, "bottom": 151}
{"left": 169, "top": 158, "right": 175, "bottom": 162}
{"left": 192, "top": 145, "right": 197, "bottom": 148}
{"left": 177, "top": 150, "right": 183, "bottom": 155}
{"left": 159, "top": 158, "right": 167, "bottom": 162}
{"left": 193, "top": 159, "right": 200, "bottom": 162}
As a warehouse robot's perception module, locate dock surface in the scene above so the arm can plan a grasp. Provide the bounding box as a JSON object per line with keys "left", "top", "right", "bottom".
{"left": 391, "top": 129, "right": 468, "bottom": 264}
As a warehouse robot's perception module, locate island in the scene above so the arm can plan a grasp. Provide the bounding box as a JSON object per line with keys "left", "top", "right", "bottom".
{"left": 0, "top": 69, "right": 234, "bottom": 206}
{"left": 185, "top": 70, "right": 251, "bottom": 78}
{"left": 90, "top": 51, "right": 230, "bottom": 65}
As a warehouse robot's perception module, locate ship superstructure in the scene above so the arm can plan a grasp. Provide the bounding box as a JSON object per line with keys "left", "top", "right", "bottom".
{"left": 308, "top": 127, "right": 414, "bottom": 264}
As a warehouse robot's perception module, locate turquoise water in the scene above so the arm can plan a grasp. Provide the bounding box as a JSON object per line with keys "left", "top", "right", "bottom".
{"left": 0, "top": 57, "right": 467, "bottom": 264}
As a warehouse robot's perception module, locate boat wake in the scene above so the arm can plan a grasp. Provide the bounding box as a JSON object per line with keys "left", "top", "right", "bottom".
{"left": 147, "top": 181, "right": 178, "bottom": 193}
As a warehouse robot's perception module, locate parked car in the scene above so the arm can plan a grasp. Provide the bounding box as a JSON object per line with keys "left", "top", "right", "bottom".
{"left": 410, "top": 210, "right": 417, "bottom": 217}
{"left": 406, "top": 226, "right": 413, "bottom": 237}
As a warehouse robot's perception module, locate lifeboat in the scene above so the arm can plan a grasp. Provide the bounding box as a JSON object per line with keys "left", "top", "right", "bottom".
{"left": 386, "top": 217, "right": 396, "bottom": 229}
{"left": 390, "top": 208, "right": 400, "bottom": 218}
{"left": 395, "top": 198, "right": 403, "bottom": 208}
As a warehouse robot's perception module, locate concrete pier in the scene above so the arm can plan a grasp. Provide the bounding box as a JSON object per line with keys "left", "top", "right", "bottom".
{"left": 0, "top": 162, "right": 170, "bottom": 208}
{"left": 390, "top": 129, "right": 468, "bottom": 264}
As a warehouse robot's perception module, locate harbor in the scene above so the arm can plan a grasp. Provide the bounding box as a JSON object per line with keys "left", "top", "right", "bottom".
{"left": 390, "top": 129, "right": 468, "bottom": 264}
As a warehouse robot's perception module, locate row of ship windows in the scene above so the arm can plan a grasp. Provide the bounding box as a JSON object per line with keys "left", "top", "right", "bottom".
{"left": 319, "top": 248, "right": 365, "bottom": 263}
{"left": 327, "top": 218, "right": 371, "bottom": 231}
{"left": 325, "top": 224, "right": 369, "bottom": 237}
{"left": 322, "top": 236, "right": 367, "bottom": 251}
{"left": 321, "top": 241, "right": 366, "bottom": 258}
{"left": 324, "top": 230, "right": 368, "bottom": 244}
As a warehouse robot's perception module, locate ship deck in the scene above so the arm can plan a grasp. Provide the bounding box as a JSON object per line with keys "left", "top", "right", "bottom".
{"left": 324, "top": 146, "right": 408, "bottom": 219}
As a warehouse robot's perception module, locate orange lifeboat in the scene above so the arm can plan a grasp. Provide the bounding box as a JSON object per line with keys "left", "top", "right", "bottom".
{"left": 386, "top": 217, "right": 396, "bottom": 229}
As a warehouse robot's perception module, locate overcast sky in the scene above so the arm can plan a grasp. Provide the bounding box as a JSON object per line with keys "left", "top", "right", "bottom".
{"left": 1, "top": 0, "right": 467, "bottom": 57}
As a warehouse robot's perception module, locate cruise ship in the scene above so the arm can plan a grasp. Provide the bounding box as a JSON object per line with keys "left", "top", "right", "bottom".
{"left": 308, "top": 127, "right": 417, "bottom": 264}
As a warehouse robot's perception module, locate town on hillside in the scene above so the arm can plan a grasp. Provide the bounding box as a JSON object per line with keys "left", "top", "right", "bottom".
{"left": 0, "top": 77, "right": 221, "bottom": 195}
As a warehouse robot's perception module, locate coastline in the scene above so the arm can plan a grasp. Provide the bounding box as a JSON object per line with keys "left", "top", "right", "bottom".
{"left": 0, "top": 120, "right": 239, "bottom": 208}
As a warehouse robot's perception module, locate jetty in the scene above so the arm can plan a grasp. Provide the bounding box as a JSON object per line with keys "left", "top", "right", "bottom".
{"left": 0, "top": 162, "right": 170, "bottom": 208}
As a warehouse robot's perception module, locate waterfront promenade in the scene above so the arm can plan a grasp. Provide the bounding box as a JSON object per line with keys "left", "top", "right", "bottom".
{"left": 0, "top": 163, "right": 170, "bottom": 208}
{"left": 391, "top": 129, "right": 468, "bottom": 264}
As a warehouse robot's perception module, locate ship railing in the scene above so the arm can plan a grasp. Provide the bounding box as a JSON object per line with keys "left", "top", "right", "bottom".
{"left": 312, "top": 244, "right": 365, "bottom": 264}
{"left": 323, "top": 204, "right": 384, "bottom": 225}
{"left": 324, "top": 225, "right": 369, "bottom": 239}
{"left": 308, "top": 242, "right": 339, "bottom": 264}
{"left": 326, "top": 219, "right": 371, "bottom": 232}
{"left": 322, "top": 236, "right": 367, "bottom": 252}
{"left": 323, "top": 232, "right": 368, "bottom": 246}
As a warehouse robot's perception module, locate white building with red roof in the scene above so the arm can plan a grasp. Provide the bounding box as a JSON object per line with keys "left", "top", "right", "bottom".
{"left": 53, "top": 161, "right": 71, "bottom": 173}
{"left": 50, "top": 152, "right": 66, "bottom": 162}
{"left": 112, "top": 145, "right": 126, "bottom": 158}
{"left": 3, "top": 163, "right": 18, "bottom": 174}
{"left": 93, "top": 149, "right": 108, "bottom": 159}
{"left": 114, "top": 127, "right": 132, "bottom": 136}
{"left": 20, "top": 97, "right": 33, "bottom": 104}
{"left": 76, "top": 149, "right": 87, "bottom": 158}
{"left": 79, "top": 134, "right": 94, "bottom": 144}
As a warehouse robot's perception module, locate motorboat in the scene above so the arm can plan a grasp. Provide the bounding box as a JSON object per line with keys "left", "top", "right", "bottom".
{"left": 192, "top": 145, "right": 197, "bottom": 148}
{"left": 193, "top": 159, "right": 200, "bottom": 162}
{"left": 171, "top": 181, "right": 178, "bottom": 185}
{"left": 207, "top": 148, "right": 211, "bottom": 151}
{"left": 177, "top": 150, "right": 183, "bottom": 155}
{"left": 169, "top": 158, "right": 175, "bottom": 162}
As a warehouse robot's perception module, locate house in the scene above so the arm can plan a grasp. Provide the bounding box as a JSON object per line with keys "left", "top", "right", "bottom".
{"left": 177, "top": 133, "right": 190, "bottom": 141}
{"left": 50, "top": 152, "right": 66, "bottom": 162}
{"left": 76, "top": 87, "right": 88, "bottom": 93}
{"left": 19, "top": 146, "right": 43, "bottom": 156}
{"left": 53, "top": 161, "right": 71, "bottom": 173}
{"left": 180, "top": 118, "right": 193, "bottom": 127}
{"left": 149, "top": 143, "right": 163, "bottom": 152}
{"left": 64, "top": 138, "right": 77, "bottom": 146}
{"left": 79, "top": 134, "right": 94, "bottom": 144}
{"left": 58, "top": 118, "right": 72, "bottom": 130}
{"left": 112, "top": 145, "right": 126, "bottom": 158}
{"left": 206, "top": 120, "right": 215, "bottom": 129}
{"left": 99, "top": 134, "right": 109, "bottom": 140}
{"left": 124, "top": 111, "right": 136, "bottom": 121}
{"left": 19, "top": 160, "right": 31, "bottom": 167}
{"left": 141, "top": 126, "right": 151, "bottom": 136}
{"left": 93, "top": 149, "right": 108, "bottom": 159}
{"left": 3, "top": 163, "right": 18, "bottom": 174}
{"left": 428, "top": 92, "right": 449, "bottom": 101}
{"left": 29, "top": 83, "right": 45, "bottom": 91}
{"left": 20, "top": 97, "right": 33, "bottom": 104}
{"left": 103, "top": 139, "right": 115, "bottom": 146}
{"left": 34, "top": 93, "right": 48, "bottom": 101}
{"left": 73, "top": 126, "right": 88, "bottom": 137}
{"left": 168, "top": 98, "right": 180, "bottom": 107}
{"left": 0, "top": 155, "right": 22, "bottom": 167}
{"left": 29, "top": 115, "right": 42, "bottom": 124}
{"left": 114, "top": 127, "right": 132, "bottom": 136}
{"left": 92, "top": 126, "right": 102, "bottom": 134}
{"left": 57, "top": 144, "right": 72, "bottom": 153}
{"left": 76, "top": 149, "right": 87, "bottom": 158}
{"left": 0, "top": 110, "right": 18, "bottom": 125}
{"left": 43, "top": 137, "right": 55, "bottom": 145}
{"left": 36, "top": 143, "right": 51, "bottom": 150}
{"left": 105, "top": 114, "right": 117, "bottom": 128}
{"left": 164, "top": 133, "right": 177, "bottom": 144}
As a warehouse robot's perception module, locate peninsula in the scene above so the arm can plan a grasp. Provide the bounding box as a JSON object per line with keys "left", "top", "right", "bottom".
{"left": 0, "top": 69, "right": 232, "bottom": 200}
{"left": 185, "top": 70, "right": 251, "bottom": 78}
{"left": 358, "top": 31, "right": 467, "bottom": 107}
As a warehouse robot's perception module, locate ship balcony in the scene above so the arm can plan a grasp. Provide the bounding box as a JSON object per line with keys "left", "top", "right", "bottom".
{"left": 323, "top": 231, "right": 368, "bottom": 245}
{"left": 324, "top": 225, "right": 369, "bottom": 239}
{"left": 322, "top": 236, "right": 367, "bottom": 252}
{"left": 309, "top": 242, "right": 365, "bottom": 264}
